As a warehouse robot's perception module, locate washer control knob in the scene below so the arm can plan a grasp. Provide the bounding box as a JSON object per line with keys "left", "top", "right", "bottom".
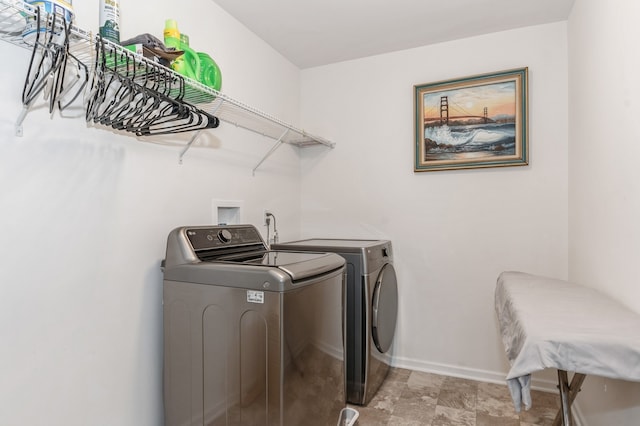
{"left": 217, "top": 229, "right": 232, "bottom": 243}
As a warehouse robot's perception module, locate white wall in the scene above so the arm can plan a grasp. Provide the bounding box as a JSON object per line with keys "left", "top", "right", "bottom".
{"left": 568, "top": 0, "right": 640, "bottom": 424}
{"left": 301, "top": 22, "right": 569, "bottom": 384}
{"left": 8, "top": 0, "right": 639, "bottom": 423}
{"left": 0, "top": 1, "right": 305, "bottom": 425}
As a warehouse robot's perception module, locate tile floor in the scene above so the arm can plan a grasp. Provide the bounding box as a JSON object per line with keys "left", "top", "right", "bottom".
{"left": 349, "top": 368, "right": 561, "bottom": 426}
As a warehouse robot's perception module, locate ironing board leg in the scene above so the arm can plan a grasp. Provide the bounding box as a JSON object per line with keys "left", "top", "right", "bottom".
{"left": 552, "top": 371, "right": 587, "bottom": 426}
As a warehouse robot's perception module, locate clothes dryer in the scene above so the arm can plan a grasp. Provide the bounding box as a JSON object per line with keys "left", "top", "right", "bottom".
{"left": 272, "top": 239, "right": 398, "bottom": 406}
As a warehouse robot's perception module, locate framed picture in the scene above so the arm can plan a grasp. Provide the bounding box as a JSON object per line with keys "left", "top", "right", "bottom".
{"left": 414, "top": 67, "right": 528, "bottom": 172}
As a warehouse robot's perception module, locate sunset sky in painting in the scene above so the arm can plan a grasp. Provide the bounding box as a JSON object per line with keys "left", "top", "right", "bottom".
{"left": 423, "top": 81, "right": 516, "bottom": 119}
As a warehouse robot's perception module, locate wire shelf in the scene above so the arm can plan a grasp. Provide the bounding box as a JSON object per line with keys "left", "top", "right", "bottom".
{"left": 0, "top": 0, "right": 334, "bottom": 150}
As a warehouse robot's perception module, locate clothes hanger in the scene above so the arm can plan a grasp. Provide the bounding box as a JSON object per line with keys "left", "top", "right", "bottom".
{"left": 111, "top": 58, "right": 163, "bottom": 131}
{"left": 85, "top": 36, "right": 111, "bottom": 121}
{"left": 84, "top": 33, "right": 220, "bottom": 137}
{"left": 116, "top": 56, "right": 185, "bottom": 133}
{"left": 86, "top": 36, "right": 123, "bottom": 122}
{"left": 135, "top": 69, "right": 220, "bottom": 135}
{"left": 48, "top": 15, "right": 76, "bottom": 114}
{"left": 22, "top": 9, "right": 64, "bottom": 106}
{"left": 34, "top": 13, "right": 68, "bottom": 104}
{"left": 55, "top": 51, "right": 89, "bottom": 114}
{"left": 138, "top": 99, "right": 219, "bottom": 136}
{"left": 97, "top": 51, "right": 139, "bottom": 126}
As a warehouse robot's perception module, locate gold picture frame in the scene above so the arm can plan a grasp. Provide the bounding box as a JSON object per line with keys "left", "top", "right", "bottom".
{"left": 414, "top": 68, "right": 528, "bottom": 172}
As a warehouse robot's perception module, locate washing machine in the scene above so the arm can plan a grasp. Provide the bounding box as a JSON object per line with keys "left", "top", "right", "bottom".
{"left": 162, "top": 225, "right": 347, "bottom": 426}
{"left": 272, "top": 238, "right": 398, "bottom": 406}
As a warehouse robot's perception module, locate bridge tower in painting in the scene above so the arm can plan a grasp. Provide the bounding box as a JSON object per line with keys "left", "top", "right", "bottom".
{"left": 439, "top": 96, "right": 449, "bottom": 125}
{"left": 483, "top": 107, "right": 488, "bottom": 124}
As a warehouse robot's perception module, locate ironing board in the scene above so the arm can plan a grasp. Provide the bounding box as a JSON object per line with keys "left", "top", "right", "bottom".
{"left": 495, "top": 271, "right": 640, "bottom": 426}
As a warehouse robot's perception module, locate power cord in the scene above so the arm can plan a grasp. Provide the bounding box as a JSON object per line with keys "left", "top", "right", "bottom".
{"left": 265, "top": 214, "right": 271, "bottom": 247}
{"left": 265, "top": 212, "right": 278, "bottom": 246}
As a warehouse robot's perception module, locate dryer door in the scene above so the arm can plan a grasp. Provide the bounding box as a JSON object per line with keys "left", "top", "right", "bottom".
{"left": 371, "top": 263, "right": 398, "bottom": 353}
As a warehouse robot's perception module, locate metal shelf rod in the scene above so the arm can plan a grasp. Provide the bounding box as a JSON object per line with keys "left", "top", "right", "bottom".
{"left": 253, "top": 128, "right": 289, "bottom": 175}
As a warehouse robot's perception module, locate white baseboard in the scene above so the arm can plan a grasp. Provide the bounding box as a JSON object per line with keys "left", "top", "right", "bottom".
{"left": 390, "top": 355, "right": 555, "bottom": 391}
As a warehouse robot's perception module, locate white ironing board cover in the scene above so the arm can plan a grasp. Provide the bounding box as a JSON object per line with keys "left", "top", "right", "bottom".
{"left": 495, "top": 271, "right": 640, "bottom": 382}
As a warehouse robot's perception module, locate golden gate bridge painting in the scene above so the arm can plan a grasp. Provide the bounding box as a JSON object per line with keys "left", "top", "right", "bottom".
{"left": 414, "top": 68, "right": 528, "bottom": 172}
